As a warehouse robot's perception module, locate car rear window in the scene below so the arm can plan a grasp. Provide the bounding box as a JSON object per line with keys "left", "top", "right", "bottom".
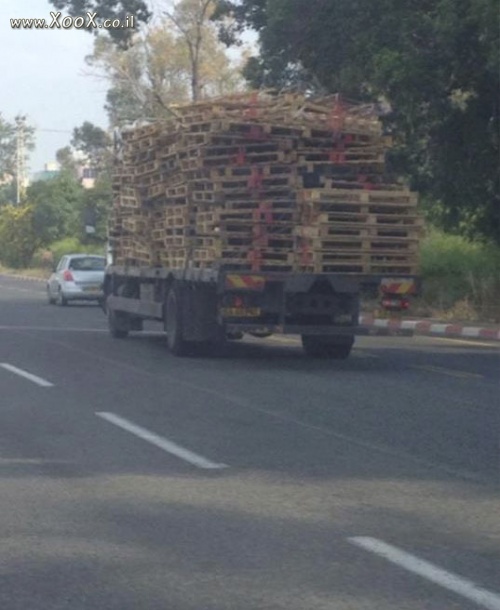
{"left": 69, "top": 257, "right": 106, "bottom": 271}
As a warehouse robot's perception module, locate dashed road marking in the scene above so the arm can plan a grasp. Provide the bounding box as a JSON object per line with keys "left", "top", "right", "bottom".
{"left": 0, "top": 326, "right": 108, "bottom": 333}
{"left": 0, "top": 363, "right": 54, "bottom": 387}
{"left": 349, "top": 537, "right": 500, "bottom": 610}
{"left": 412, "top": 364, "right": 484, "bottom": 379}
{"left": 96, "top": 411, "right": 228, "bottom": 470}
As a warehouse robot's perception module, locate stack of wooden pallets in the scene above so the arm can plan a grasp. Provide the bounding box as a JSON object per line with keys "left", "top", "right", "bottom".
{"left": 109, "top": 91, "right": 421, "bottom": 274}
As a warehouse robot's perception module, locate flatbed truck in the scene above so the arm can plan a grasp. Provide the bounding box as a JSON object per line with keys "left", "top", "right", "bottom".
{"left": 102, "top": 264, "right": 417, "bottom": 358}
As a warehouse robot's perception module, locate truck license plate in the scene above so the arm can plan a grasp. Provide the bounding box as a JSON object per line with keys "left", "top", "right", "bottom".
{"left": 220, "top": 307, "right": 261, "bottom": 317}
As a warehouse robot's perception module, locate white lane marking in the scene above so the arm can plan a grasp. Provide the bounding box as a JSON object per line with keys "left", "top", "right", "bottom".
{"left": 413, "top": 364, "right": 484, "bottom": 379}
{"left": 0, "top": 363, "right": 54, "bottom": 387}
{"left": 349, "top": 537, "right": 500, "bottom": 610}
{"left": 0, "top": 326, "right": 108, "bottom": 333}
{"left": 96, "top": 411, "right": 228, "bottom": 470}
{"left": 29, "top": 333, "right": 490, "bottom": 484}
{"left": 436, "top": 337, "right": 500, "bottom": 349}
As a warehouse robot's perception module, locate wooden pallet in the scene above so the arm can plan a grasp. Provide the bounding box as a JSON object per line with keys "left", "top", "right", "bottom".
{"left": 299, "top": 188, "right": 418, "bottom": 205}
{"left": 296, "top": 225, "right": 421, "bottom": 240}
{"left": 110, "top": 92, "right": 423, "bottom": 272}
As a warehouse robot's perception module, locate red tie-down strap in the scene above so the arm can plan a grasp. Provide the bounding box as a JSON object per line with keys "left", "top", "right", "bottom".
{"left": 247, "top": 124, "right": 266, "bottom": 141}
{"left": 329, "top": 151, "right": 346, "bottom": 164}
{"left": 329, "top": 97, "right": 347, "bottom": 136}
{"left": 232, "top": 147, "right": 246, "bottom": 166}
{"left": 252, "top": 224, "right": 270, "bottom": 248}
{"left": 252, "top": 201, "right": 273, "bottom": 224}
{"left": 243, "top": 92, "right": 260, "bottom": 119}
{"left": 329, "top": 139, "right": 346, "bottom": 164}
{"left": 248, "top": 167, "right": 264, "bottom": 190}
{"left": 247, "top": 249, "right": 263, "bottom": 272}
{"left": 358, "top": 174, "right": 374, "bottom": 190}
{"left": 298, "top": 237, "right": 313, "bottom": 266}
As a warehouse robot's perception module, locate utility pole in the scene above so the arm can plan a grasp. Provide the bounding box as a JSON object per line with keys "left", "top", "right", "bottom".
{"left": 15, "top": 115, "right": 27, "bottom": 205}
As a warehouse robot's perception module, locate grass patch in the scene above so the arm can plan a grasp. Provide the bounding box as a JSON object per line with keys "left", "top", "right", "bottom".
{"left": 0, "top": 264, "right": 48, "bottom": 280}
{"left": 418, "top": 230, "right": 500, "bottom": 322}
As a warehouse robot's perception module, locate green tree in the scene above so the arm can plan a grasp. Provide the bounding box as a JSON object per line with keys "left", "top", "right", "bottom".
{"left": 80, "top": 174, "right": 113, "bottom": 242}
{"left": 71, "top": 121, "right": 112, "bottom": 171}
{"left": 27, "top": 171, "right": 84, "bottom": 246}
{"left": 164, "top": 0, "right": 226, "bottom": 101}
{"left": 86, "top": 14, "right": 244, "bottom": 125}
{"left": 0, "top": 205, "right": 40, "bottom": 268}
{"left": 0, "top": 114, "right": 17, "bottom": 178}
{"left": 0, "top": 182, "right": 16, "bottom": 207}
{"left": 56, "top": 145, "right": 79, "bottom": 178}
{"left": 214, "top": 0, "right": 500, "bottom": 243}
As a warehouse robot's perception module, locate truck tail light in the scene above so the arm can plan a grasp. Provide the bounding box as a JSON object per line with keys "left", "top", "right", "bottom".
{"left": 381, "top": 296, "right": 410, "bottom": 311}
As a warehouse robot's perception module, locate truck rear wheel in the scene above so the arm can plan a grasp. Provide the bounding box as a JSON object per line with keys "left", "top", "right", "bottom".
{"left": 301, "top": 335, "right": 354, "bottom": 359}
{"left": 107, "top": 302, "right": 129, "bottom": 339}
{"left": 165, "top": 285, "right": 191, "bottom": 356}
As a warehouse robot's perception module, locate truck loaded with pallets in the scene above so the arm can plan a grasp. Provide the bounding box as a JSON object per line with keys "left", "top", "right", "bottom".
{"left": 103, "top": 91, "right": 421, "bottom": 358}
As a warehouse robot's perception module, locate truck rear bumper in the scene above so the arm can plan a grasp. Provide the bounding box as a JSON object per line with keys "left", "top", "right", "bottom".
{"left": 224, "top": 323, "right": 358, "bottom": 336}
{"left": 225, "top": 323, "right": 415, "bottom": 337}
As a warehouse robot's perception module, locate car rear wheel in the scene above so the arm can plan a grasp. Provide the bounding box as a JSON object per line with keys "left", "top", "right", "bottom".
{"left": 47, "top": 286, "right": 56, "bottom": 305}
{"left": 56, "top": 287, "right": 68, "bottom": 306}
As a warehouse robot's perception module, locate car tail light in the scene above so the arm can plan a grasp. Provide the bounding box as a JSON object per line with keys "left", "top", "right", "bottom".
{"left": 63, "top": 270, "right": 74, "bottom": 281}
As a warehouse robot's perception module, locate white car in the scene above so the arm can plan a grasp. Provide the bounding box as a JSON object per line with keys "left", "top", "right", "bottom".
{"left": 47, "top": 253, "right": 106, "bottom": 306}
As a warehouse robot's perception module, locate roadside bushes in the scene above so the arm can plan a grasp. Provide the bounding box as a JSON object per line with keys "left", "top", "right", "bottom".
{"left": 0, "top": 205, "right": 40, "bottom": 268}
{"left": 419, "top": 230, "right": 500, "bottom": 321}
{"left": 30, "top": 237, "right": 105, "bottom": 269}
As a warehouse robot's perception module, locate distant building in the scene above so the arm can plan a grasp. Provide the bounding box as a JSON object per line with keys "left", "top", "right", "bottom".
{"left": 79, "top": 165, "right": 98, "bottom": 189}
{"left": 30, "top": 160, "right": 97, "bottom": 189}
{"left": 31, "top": 162, "right": 60, "bottom": 183}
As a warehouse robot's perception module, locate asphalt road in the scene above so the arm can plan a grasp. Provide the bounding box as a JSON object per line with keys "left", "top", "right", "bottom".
{"left": 0, "top": 275, "right": 499, "bottom": 610}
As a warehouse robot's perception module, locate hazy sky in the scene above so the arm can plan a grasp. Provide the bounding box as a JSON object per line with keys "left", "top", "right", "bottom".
{"left": 0, "top": 0, "right": 109, "bottom": 174}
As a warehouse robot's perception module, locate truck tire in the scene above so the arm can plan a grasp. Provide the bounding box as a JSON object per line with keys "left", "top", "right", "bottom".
{"left": 301, "top": 335, "right": 354, "bottom": 359}
{"left": 107, "top": 301, "right": 129, "bottom": 339}
{"left": 165, "top": 285, "right": 190, "bottom": 356}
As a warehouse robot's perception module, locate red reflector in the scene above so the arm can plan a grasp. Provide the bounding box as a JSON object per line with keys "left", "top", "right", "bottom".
{"left": 63, "top": 270, "right": 74, "bottom": 281}
{"left": 382, "top": 297, "right": 410, "bottom": 310}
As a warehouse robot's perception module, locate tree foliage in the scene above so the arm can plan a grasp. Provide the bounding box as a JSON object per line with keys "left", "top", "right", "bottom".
{"left": 0, "top": 205, "right": 40, "bottom": 268}
{"left": 0, "top": 114, "right": 17, "bottom": 179}
{"left": 0, "top": 182, "right": 16, "bottom": 207}
{"left": 214, "top": 0, "right": 500, "bottom": 243}
{"left": 71, "top": 121, "right": 112, "bottom": 170}
{"left": 56, "top": 146, "right": 79, "bottom": 178}
{"left": 80, "top": 174, "right": 113, "bottom": 241}
{"left": 86, "top": 12, "right": 243, "bottom": 125}
{"left": 27, "top": 172, "right": 84, "bottom": 246}
{"left": 164, "top": 0, "right": 224, "bottom": 100}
